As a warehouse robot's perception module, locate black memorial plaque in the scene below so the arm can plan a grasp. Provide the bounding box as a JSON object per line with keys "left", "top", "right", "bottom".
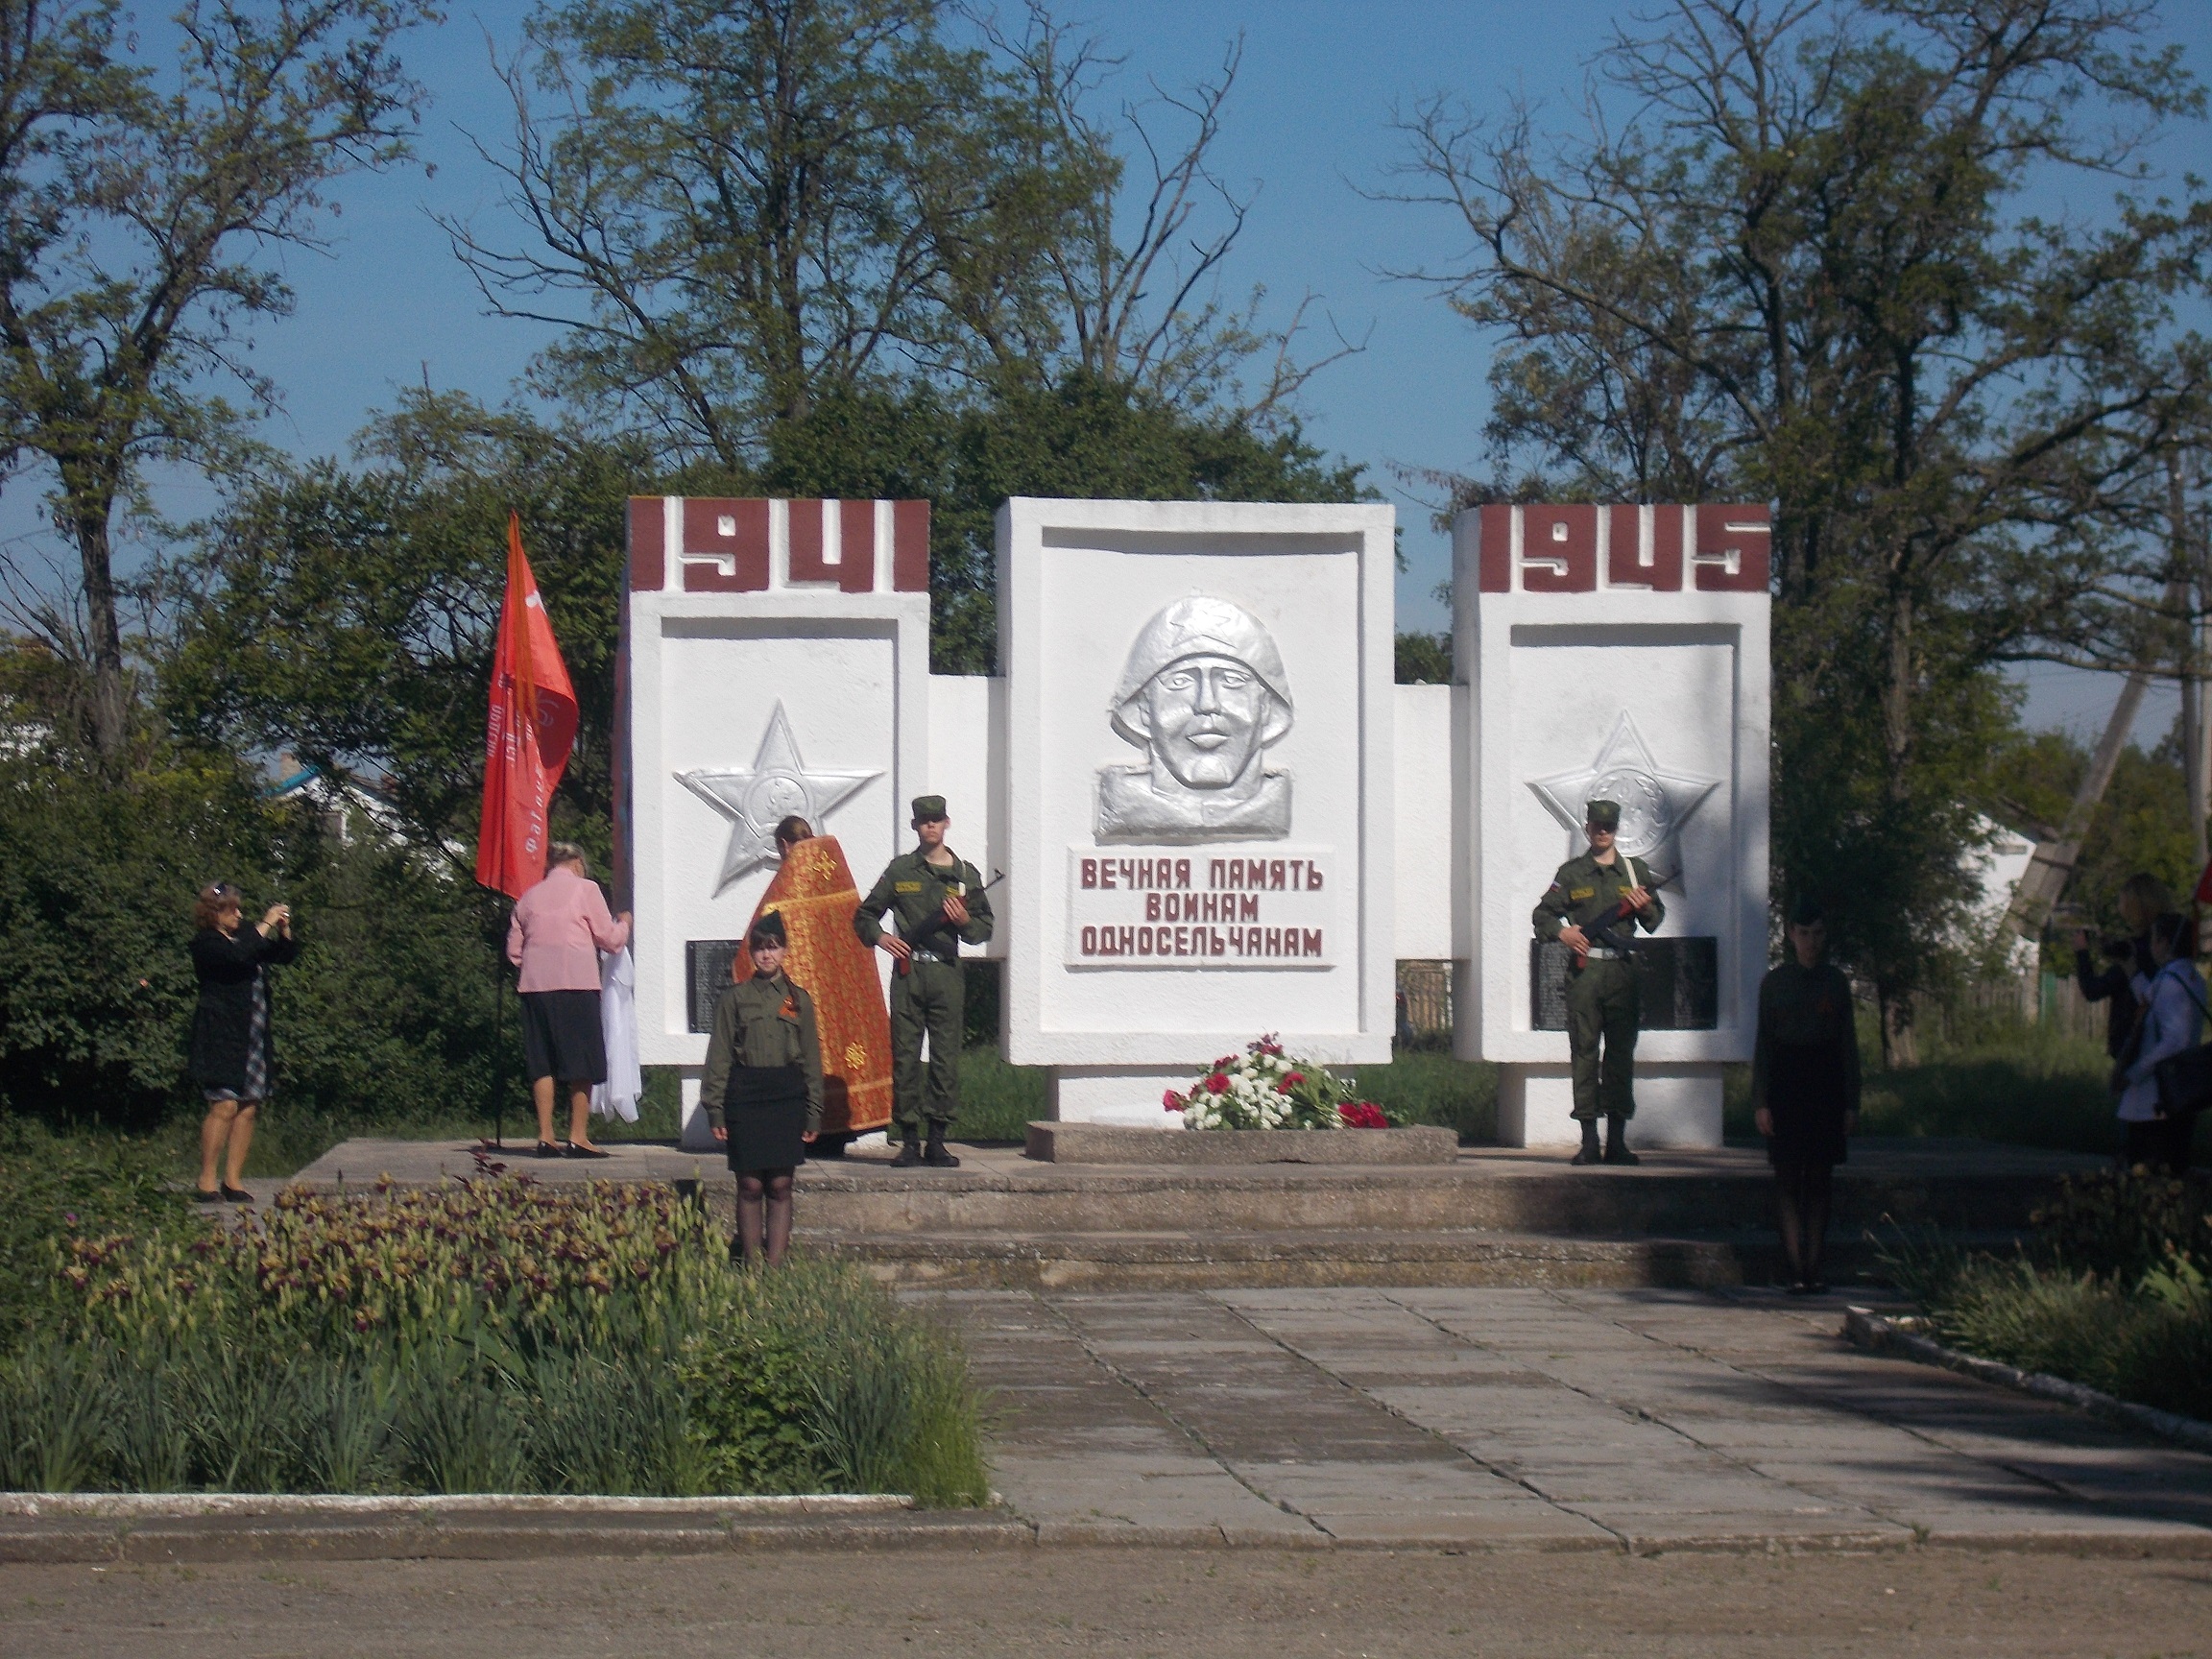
{"left": 1530, "top": 937, "right": 1719, "bottom": 1031}
{"left": 685, "top": 939, "right": 744, "bottom": 1033}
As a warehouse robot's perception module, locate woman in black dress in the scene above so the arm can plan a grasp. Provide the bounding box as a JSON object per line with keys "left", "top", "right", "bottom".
{"left": 699, "top": 910, "right": 822, "bottom": 1265}
{"left": 1751, "top": 897, "right": 1861, "bottom": 1293}
{"left": 188, "top": 882, "right": 301, "bottom": 1204}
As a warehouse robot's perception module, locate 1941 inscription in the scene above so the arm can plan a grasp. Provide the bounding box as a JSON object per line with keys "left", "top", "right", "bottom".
{"left": 1066, "top": 845, "right": 1334, "bottom": 968}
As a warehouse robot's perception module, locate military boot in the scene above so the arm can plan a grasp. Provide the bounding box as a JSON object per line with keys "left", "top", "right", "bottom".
{"left": 1602, "top": 1115, "right": 1639, "bottom": 1166}
{"left": 923, "top": 1128, "right": 961, "bottom": 1168}
{"left": 1571, "top": 1119, "right": 1602, "bottom": 1166}
{"left": 891, "top": 1132, "right": 924, "bottom": 1167}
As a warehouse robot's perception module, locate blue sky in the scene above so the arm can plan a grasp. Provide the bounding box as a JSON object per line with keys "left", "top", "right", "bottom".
{"left": 29, "top": 0, "right": 2212, "bottom": 739}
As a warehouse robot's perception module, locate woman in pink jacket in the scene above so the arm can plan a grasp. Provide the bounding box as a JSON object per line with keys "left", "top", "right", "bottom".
{"left": 506, "top": 842, "right": 633, "bottom": 1157}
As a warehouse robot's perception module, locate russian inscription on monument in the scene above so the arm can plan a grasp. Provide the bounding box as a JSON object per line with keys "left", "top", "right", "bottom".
{"left": 1066, "top": 846, "right": 1334, "bottom": 966}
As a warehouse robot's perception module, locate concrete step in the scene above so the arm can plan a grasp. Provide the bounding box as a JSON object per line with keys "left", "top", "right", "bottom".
{"left": 796, "top": 1224, "right": 2029, "bottom": 1292}
{"left": 788, "top": 1144, "right": 2090, "bottom": 1239}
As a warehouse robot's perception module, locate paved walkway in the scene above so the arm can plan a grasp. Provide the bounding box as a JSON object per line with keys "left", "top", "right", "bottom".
{"left": 943, "top": 1286, "right": 2212, "bottom": 1551}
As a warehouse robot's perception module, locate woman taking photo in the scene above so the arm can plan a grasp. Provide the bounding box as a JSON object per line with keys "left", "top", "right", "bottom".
{"left": 2115, "top": 910, "right": 2203, "bottom": 1176}
{"left": 700, "top": 909, "right": 822, "bottom": 1266}
{"left": 188, "top": 883, "right": 301, "bottom": 1204}
{"left": 1751, "top": 897, "right": 1860, "bottom": 1294}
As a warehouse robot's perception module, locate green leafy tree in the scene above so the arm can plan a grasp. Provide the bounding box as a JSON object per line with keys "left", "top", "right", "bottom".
{"left": 447, "top": 0, "right": 1095, "bottom": 469}
{"left": 0, "top": 0, "right": 444, "bottom": 768}
{"left": 164, "top": 392, "right": 641, "bottom": 856}
{"left": 1387, "top": 0, "right": 2212, "bottom": 1053}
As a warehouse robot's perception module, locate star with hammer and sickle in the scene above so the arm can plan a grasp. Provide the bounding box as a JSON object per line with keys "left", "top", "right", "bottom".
{"left": 1527, "top": 711, "right": 1719, "bottom": 883}
{"left": 676, "top": 702, "right": 879, "bottom": 894}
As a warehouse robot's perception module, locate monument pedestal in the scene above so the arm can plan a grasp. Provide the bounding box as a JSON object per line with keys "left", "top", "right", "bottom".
{"left": 1496, "top": 1063, "right": 1725, "bottom": 1149}
{"left": 1048, "top": 1067, "right": 1191, "bottom": 1127}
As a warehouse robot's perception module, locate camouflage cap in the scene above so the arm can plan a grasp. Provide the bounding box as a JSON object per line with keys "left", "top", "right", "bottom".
{"left": 910, "top": 795, "right": 949, "bottom": 824}
{"left": 1585, "top": 799, "right": 1622, "bottom": 831}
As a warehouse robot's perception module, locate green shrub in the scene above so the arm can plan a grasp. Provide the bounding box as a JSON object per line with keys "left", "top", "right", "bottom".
{"left": 1887, "top": 1166, "right": 2212, "bottom": 1423}
{"left": 0, "top": 1120, "right": 184, "bottom": 1344}
{"left": 3, "top": 1176, "right": 988, "bottom": 1499}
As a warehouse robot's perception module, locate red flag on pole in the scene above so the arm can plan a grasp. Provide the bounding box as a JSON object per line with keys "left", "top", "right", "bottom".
{"left": 2195, "top": 855, "right": 2212, "bottom": 906}
{"left": 475, "top": 513, "right": 578, "bottom": 898}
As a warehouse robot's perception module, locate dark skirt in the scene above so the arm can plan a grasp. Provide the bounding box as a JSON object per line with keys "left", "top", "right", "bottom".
{"left": 1766, "top": 1040, "right": 1850, "bottom": 1168}
{"left": 726, "top": 1065, "right": 809, "bottom": 1173}
{"left": 519, "top": 989, "right": 607, "bottom": 1085}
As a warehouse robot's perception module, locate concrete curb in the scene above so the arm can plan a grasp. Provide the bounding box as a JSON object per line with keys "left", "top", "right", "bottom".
{"left": 1841, "top": 1307, "right": 2212, "bottom": 1455}
{"left": 0, "top": 1493, "right": 1028, "bottom": 1565}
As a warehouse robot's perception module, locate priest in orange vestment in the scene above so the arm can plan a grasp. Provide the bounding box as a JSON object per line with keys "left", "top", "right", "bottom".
{"left": 731, "top": 818, "right": 894, "bottom": 1143}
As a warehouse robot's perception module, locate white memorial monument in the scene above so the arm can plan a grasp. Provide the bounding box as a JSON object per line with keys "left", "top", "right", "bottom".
{"left": 619, "top": 495, "right": 933, "bottom": 1149}
{"left": 997, "top": 498, "right": 1398, "bottom": 1121}
{"left": 1454, "top": 503, "right": 1772, "bottom": 1148}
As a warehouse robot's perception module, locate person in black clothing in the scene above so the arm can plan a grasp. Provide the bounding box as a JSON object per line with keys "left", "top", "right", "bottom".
{"left": 2072, "top": 873, "right": 2173, "bottom": 1059}
{"left": 1751, "top": 897, "right": 1861, "bottom": 1294}
{"left": 188, "top": 882, "right": 300, "bottom": 1204}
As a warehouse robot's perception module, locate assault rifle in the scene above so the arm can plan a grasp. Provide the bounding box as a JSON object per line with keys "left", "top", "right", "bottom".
{"left": 895, "top": 868, "right": 1005, "bottom": 976}
{"left": 1565, "top": 865, "right": 1679, "bottom": 970}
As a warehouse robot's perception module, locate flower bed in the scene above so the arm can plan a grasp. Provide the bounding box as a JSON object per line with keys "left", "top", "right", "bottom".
{"left": 1166, "top": 1035, "right": 1396, "bottom": 1131}
{"left": 0, "top": 1175, "right": 987, "bottom": 1501}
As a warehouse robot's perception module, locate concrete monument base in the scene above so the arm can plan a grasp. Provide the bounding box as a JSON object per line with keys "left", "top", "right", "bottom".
{"left": 1497, "top": 1063, "right": 1724, "bottom": 1149}
{"left": 1047, "top": 1067, "right": 1192, "bottom": 1127}
{"left": 679, "top": 1071, "right": 712, "bottom": 1152}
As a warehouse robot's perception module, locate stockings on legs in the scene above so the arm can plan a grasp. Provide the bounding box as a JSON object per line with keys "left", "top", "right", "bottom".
{"left": 762, "top": 1167, "right": 795, "bottom": 1265}
{"left": 736, "top": 1171, "right": 766, "bottom": 1264}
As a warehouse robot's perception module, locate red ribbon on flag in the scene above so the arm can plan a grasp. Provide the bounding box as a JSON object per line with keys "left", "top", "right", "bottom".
{"left": 475, "top": 513, "right": 578, "bottom": 898}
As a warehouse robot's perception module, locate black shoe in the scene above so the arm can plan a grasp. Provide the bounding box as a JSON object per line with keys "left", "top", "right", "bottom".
{"left": 536, "top": 1141, "right": 564, "bottom": 1159}
{"left": 1571, "top": 1146, "right": 1603, "bottom": 1166}
{"left": 890, "top": 1137, "right": 924, "bottom": 1167}
{"left": 1602, "top": 1142, "right": 1640, "bottom": 1166}
{"left": 193, "top": 1188, "right": 222, "bottom": 1203}
{"left": 924, "top": 1136, "right": 961, "bottom": 1168}
{"left": 728, "top": 1236, "right": 747, "bottom": 1267}
{"left": 219, "top": 1184, "right": 254, "bottom": 1204}
{"left": 565, "top": 1142, "right": 612, "bottom": 1160}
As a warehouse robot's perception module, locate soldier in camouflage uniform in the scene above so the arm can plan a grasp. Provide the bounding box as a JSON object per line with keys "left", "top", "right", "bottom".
{"left": 1532, "top": 799, "right": 1664, "bottom": 1166}
{"left": 854, "top": 796, "right": 995, "bottom": 1167}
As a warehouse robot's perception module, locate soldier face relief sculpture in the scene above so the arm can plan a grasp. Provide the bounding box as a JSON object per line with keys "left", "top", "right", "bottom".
{"left": 1096, "top": 595, "right": 1294, "bottom": 843}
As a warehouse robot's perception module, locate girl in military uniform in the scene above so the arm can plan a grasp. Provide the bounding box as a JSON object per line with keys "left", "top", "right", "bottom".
{"left": 1751, "top": 897, "right": 1861, "bottom": 1293}
{"left": 701, "top": 910, "right": 823, "bottom": 1266}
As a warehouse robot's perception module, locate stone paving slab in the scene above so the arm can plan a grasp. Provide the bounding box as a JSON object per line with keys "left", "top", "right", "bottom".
{"left": 941, "top": 1285, "right": 2212, "bottom": 1554}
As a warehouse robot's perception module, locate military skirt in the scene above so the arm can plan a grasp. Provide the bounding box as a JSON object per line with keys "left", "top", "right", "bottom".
{"left": 725, "top": 1064, "right": 810, "bottom": 1172}
{"left": 1764, "top": 1040, "right": 1851, "bottom": 1168}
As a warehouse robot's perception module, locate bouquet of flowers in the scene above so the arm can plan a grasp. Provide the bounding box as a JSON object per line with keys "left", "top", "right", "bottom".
{"left": 1165, "top": 1034, "right": 1396, "bottom": 1130}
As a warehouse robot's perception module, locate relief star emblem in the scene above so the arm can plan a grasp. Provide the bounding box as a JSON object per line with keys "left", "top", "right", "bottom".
{"left": 676, "top": 702, "right": 879, "bottom": 894}
{"left": 1527, "top": 711, "right": 1719, "bottom": 880}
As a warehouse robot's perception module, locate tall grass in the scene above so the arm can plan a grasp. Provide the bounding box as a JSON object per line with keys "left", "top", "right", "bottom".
{"left": 0, "top": 1174, "right": 988, "bottom": 1501}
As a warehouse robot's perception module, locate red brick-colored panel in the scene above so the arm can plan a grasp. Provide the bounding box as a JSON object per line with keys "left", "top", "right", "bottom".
{"left": 1520, "top": 504, "right": 1597, "bottom": 592}
{"left": 786, "top": 497, "right": 822, "bottom": 577}
{"left": 681, "top": 498, "right": 770, "bottom": 592}
{"left": 626, "top": 496, "right": 665, "bottom": 591}
{"left": 1477, "top": 503, "right": 1513, "bottom": 592}
{"left": 838, "top": 498, "right": 878, "bottom": 592}
{"left": 1606, "top": 503, "right": 1684, "bottom": 589}
{"left": 1693, "top": 503, "right": 1771, "bottom": 591}
{"left": 892, "top": 499, "right": 930, "bottom": 592}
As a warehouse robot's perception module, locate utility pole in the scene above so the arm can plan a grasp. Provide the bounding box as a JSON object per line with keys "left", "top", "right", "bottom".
{"left": 2177, "top": 452, "right": 2210, "bottom": 869}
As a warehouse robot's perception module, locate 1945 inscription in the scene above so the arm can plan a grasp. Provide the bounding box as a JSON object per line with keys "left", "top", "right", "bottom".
{"left": 1066, "top": 845, "right": 1334, "bottom": 968}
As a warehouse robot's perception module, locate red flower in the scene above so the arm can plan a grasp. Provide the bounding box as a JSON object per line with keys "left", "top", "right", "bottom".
{"left": 1162, "top": 1091, "right": 1184, "bottom": 1112}
{"left": 1338, "top": 1101, "right": 1389, "bottom": 1129}
{"left": 1205, "top": 1072, "right": 1229, "bottom": 1094}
